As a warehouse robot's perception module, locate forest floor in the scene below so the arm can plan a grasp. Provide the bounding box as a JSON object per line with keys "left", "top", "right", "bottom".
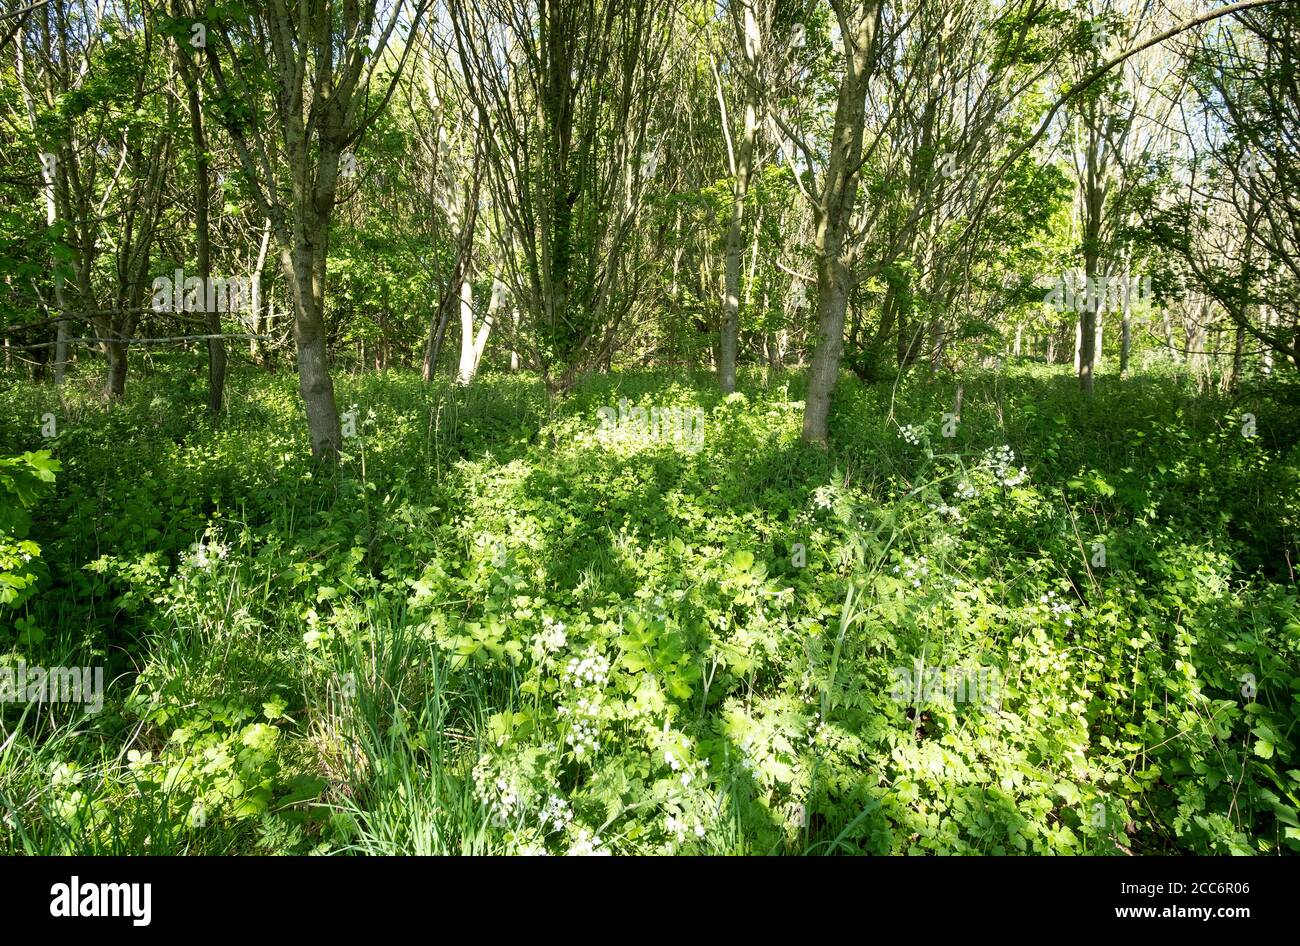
{"left": 1, "top": 360, "right": 1298, "bottom": 854}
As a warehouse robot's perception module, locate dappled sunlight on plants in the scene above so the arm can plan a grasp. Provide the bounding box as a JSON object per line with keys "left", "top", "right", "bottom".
{"left": 1, "top": 363, "right": 1297, "bottom": 854}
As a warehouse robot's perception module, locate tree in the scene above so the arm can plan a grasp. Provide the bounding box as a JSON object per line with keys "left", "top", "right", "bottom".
{"left": 787, "top": 0, "right": 882, "bottom": 444}
{"left": 171, "top": 0, "right": 224, "bottom": 413}
{"left": 197, "top": 0, "right": 430, "bottom": 457}
{"left": 448, "top": 0, "right": 669, "bottom": 393}
{"left": 716, "top": 0, "right": 771, "bottom": 393}
{"left": 1174, "top": 4, "right": 1300, "bottom": 373}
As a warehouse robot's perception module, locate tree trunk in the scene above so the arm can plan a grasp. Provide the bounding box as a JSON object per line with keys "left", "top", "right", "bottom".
{"left": 1119, "top": 268, "right": 1132, "bottom": 378}
{"left": 1230, "top": 193, "right": 1257, "bottom": 391}
{"left": 765, "top": 326, "right": 779, "bottom": 381}
{"left": 1079, "top": 278, "right": 1096, "bottom": 393}
{"left": 510, "top": 308, "right": 521, "bottom": 371}
{"left": 180, "top": 59, "right": 225, "bottom": 414}
{"left": 801, "top": 3, "right": 882, "bottom": 445}
{"left": 250, "top": 223, "right": 271, "bottom": 364}
{"left": 1262, "top": 305, "right": 1274, "bottom": 375}
{"left": 1078, "top": 101, "right": 1105, "bottom": 394}
{"left": 1120, "top": 316, "right": 1132, "bottom": 378}
{"left": 458, "top": 278, "right": 499, "bottom": 385}
{"left": 54, "top": 317, "right": 68, "bottom": 385}
{"left": 105, "top": 341, "right": 129, "bottom": 400}
{"left": 283, "top": 241, "right": 340, "bottom": 459}
{"left": 720, "top": 80, "right": 757, "bottom": 394}
{"left": 1231, "top": 320, "right": 1246, "bottom": 390}
{"left": 424, "top": 147, "right": 482, "bottom": 382}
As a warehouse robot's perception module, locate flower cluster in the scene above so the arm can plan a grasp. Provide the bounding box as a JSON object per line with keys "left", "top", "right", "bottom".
{"left": 1039, "top": 589, "right": 1075, "bottom": 627}
{"left": 561, "top": 648, "right": 611, "bottom": 690}
{"left": 559, "top": 647, "right": 610, "bottom": 761}
{"left": 956, "top": 479, "right": 978, "bottom": 500}
{"left": 185, "top": 536, "right": 230, "bottom": 569}
{"left": 530, "top": 616, "right": 568, "bottom": 662}
{"left": 557, "top": 697, "right": 601, "bottom": 759}
{"left": 892, "top": 555, "right": 931, "bottom": 588}
{"left": 898, "top": 424, "right": 923, "bottom": 446}
{"left": 811, "top": 484, "right": 838, "bottom": 510}
{"left": 665, "top": 812, "right": 706, "bottom": 843}
{"left": 471, "top": 757, "right": 534, "bottom": 828}
{"left": 927, "top": 499, "right": 964, "bottom": 522}
{"left": 983, "top": 445, "right": 1029, "bottom": 487}
{"left": 565, "top": 829, "right": 611, "bottom": 856}
{"left": 806, "top": 711, "right": 827, "bottom": 747}
{"left": 538, "top": 793, "right": 573, "bottom": 833}
{"left": 664, "top": 748, "right": 710, "bottom": 788}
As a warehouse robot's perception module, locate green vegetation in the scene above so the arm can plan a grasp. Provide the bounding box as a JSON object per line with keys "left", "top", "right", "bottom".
{"left": 2, "top": 361, "right": 1296, "bottom": 854}
{"left": 3, "top": 1, "right": 1298, "bottom": 859}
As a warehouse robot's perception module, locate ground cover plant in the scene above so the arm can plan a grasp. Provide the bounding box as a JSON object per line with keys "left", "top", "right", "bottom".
{"left": 2, "top": 0, "right": 1299, "bottom": 858}
{"left": 1, "top": 359, "right": 1297, "bottom": 855}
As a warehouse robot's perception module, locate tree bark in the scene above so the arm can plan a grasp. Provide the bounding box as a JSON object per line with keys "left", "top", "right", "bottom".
{"left": 284, "top": 238, "right": 341, "bottom": 458}
{"left": 250, "top": 223, "right": 271, "bottom": 364}
{"left": 424, "top": 143, "right": 482, "bottom": 382}
{"left": 178, "top": 45, "right": 225, "bottom": 414}
{"left": 719, "top": 7, "right": 761, "bottom": 394}
{"left": 105, "top": 341, "right": 129, "bottom": 400}
{"left": 801, "top": 2, "right": 882, "bottom": 445}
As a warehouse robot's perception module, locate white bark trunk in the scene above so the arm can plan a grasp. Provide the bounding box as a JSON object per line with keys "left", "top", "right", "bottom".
{"left": 458, "top": 278, "right": 500, "bottom": 384}
{"left": 1262, "top": 306, "right": 1274, "bottom": 374}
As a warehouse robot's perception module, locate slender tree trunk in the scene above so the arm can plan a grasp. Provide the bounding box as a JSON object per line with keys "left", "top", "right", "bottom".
{"left": 510, "top": 309, "right": 521, "bottom": 372}
{"left": 1078, "top": 104, "right": 1105, "bottom": 394}
{"left": 250, "top": 223, "right": 270, "bottom": 364}
{"left": 284, "top": 237, "right": 340, "bottom": 458}
{"left": 105, "top": 341, "right": 129, "bottom": 400}
{"left": 456, "top": 279, "right": 477, "bottom": 383}
{"left": 53, "top": 311, "right": 68, "bottom": 385}
{"left": 180, "top": 59, "right": 224, "bottom": 414}
{"left": 424, "top": 146, "right": 482, "bottom": 382}
{"left": 1119, "top": 267, "right": 1132, "bottom": 378}
{"left": 1230, "top": 193, "right": 1258, "bottom": 391}
{"left": 458, "top": 278, "right": 499, "bottom": 385}
{"left": 425, "top": 297, "right": 454, "bottom": 381}
{"left": 1079, "top": 273, "right": 1097, "bottom": 393}
{"left": 1262, "top": 305, "right": 1274, "bottom": 375}
{"left": 1094, "top": 306, "right": 1103, "bottom": 370}
{"left": 1231, "top": 320, "right": 1246, "bottom": 390}
{"left": 801, "top": 3, "right": 882, "bottom": 444}
{"left": 720, "top": 88, "right": 757, "bottom": 394}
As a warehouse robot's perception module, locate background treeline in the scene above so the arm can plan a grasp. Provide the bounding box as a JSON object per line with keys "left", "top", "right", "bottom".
{"left": 1, "top": 0, "right": 1298, "bottom": 446}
